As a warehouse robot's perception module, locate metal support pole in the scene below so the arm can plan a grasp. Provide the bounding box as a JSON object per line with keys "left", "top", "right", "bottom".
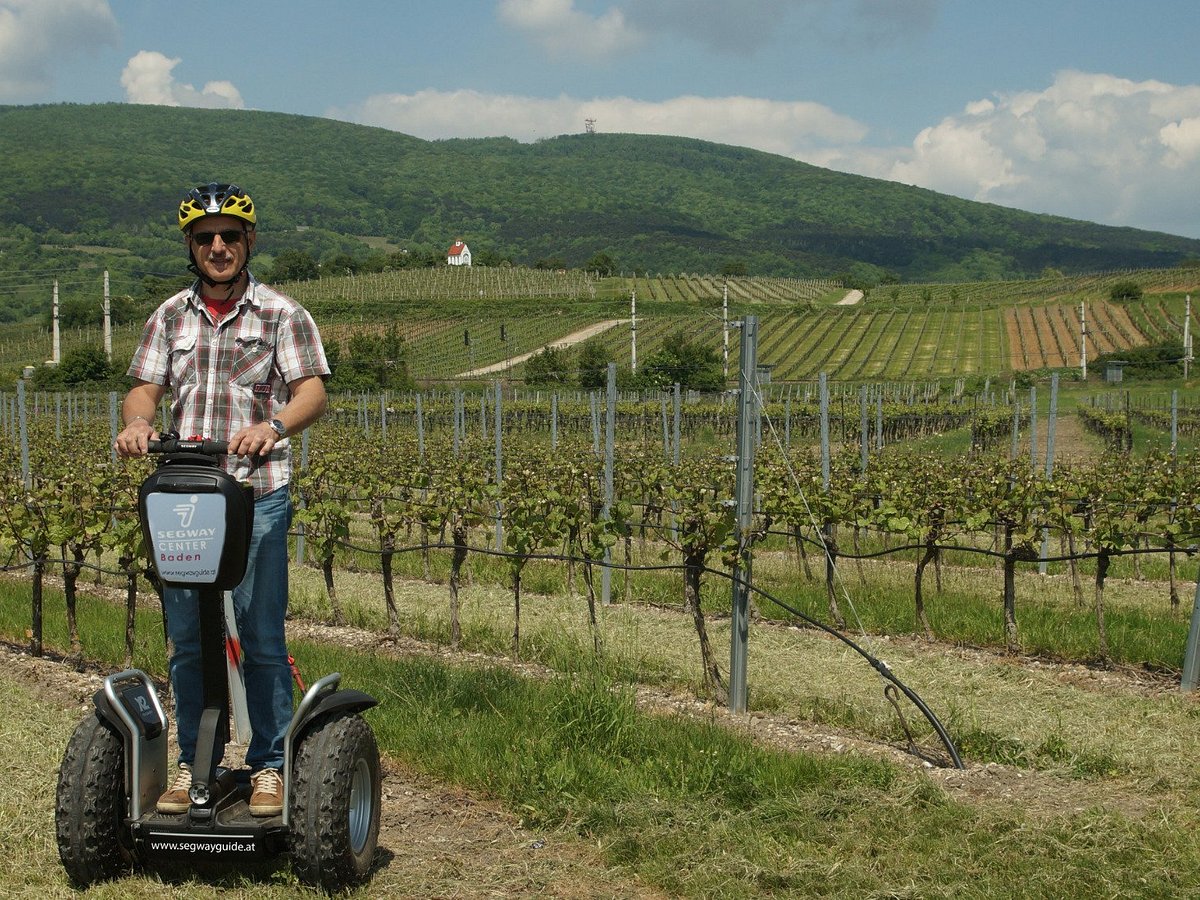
{"left": 1172, "top": 389, "right": 1178, "bottom": 457}
{"left": 494, "top": 380, "right": 504, "bottom": 552}
{"left": 729, "top": 316, "right": 757, "bottom": 714}
{"left": 1029, "top": 386, "right": 1038, "bottom": 468}
{"left": 859, "top": 384, "right": 869, "bottom": 474}
{"left": 672, "top": 383, "right": 681, "bottom": 465}
{"left": 17, "top": 380, "right": 30, "bottom": 489}
{"left": 819, "top": 372, "right": 830, "bottom": 491}
{"left": 1182, "top": 574, "right": 1200, "bottom": 691}
{"left": 602, "top": 363, "right": 616, "bottom": 606}
{"left": 1039, "top": 373, "right": 1058, "bottom": 574}
{"left": 109, "top": 392, "right": 119, "bottom": 463}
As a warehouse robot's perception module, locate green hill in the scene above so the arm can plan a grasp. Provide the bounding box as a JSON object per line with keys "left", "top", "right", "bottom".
{"left": 2, "top": 102, "right": 1199, "bottom": 324}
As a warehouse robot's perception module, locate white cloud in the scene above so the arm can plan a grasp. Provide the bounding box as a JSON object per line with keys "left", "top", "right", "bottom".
{"left": 824, "top": 70, "right": 1200, "bottom": 237}
{"left": 0, "top": 0, "right": 118, "bottom": 100}
{"left": 120, "top": 51, "right": 244, "bottom": 109}
{"left": 1161, "top": 118, "right": 1200, "bottom": 169}
{"left": 332, "top": 89, "right": 865, "bottom": 154}
{"left": 497, "top": 0, "right": 642, "bottom": 59}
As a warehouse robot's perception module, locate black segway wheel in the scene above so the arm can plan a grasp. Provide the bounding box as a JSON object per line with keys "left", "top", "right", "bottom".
{"left": 290, "top": 712, "right": 381, "bottom": 889}
{"left": 55, "top": 712, "right": 136, "bottom": 886}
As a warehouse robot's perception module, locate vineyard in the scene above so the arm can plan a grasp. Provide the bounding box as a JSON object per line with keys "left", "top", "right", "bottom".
{"left": 7, "top": 384, "right": 1200, "bottom": 895}
{"left": 2, "top": 266, "right": 1198, "bottom": 386}
{"left": 3, "top": 386, "right": 1199, "bottom": 677}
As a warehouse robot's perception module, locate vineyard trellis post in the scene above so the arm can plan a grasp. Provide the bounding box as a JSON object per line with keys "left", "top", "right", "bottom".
{"left": 1029, "top": 385, "right": 1038, "bottom": 467}
{"left": 108, "top": 391, "right": 118, "bottom": 463}
{"left": 1182, "top": 574, "right": 1200, "bottom": 691}
{"left": 660, "top": 396, "right": 670, "bottom": 458}
{"left": 819, "top": 373, "right": 830, "bottom": 489}
{"left": 551, "top": 392, "right": 558, "bottom": 450}
{"left": 1171, "top": 389, "right": 1178, "bottom": 456}
{"left": 673, "top": 383, "right": 682, "bottom": 465}
{"left": 493, "top": 380, "right": 503, "bottom": 552}
{"left": 729, "top": 316, "right": 757, "bottom": 714}
{"left": 1039, "top": 373, "right": 1059, "bottom": 575}
{"left": 859, "top": 385, "right": 869, "bottom": 474}
{"left": 602, "top": 363, "right": 616, "bottom": 606}
{"left": 17, "top": 380, "right": 30, "bottom": 488}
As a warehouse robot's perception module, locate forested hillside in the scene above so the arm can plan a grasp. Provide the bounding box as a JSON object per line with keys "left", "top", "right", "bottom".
{"left": 3, "top": 102, "right": 1200, "bottom": 323}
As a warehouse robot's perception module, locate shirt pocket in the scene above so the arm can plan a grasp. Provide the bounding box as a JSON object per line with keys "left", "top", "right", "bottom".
{"left": 230, "top": 337, "right": 276, "bottom": 387}
{"left": 167, "top": 335, "right": 197, "bottom": 388}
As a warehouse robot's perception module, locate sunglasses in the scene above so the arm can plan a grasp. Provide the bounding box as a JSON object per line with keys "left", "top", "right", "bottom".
{"left": 190, "top": 228, "right": 245, "bottom": 246}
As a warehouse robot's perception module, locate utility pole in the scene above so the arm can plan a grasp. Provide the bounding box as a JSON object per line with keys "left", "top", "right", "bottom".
{"left": 51, "top": 280, "right": 61, "bottom": 365}
{"left": 1184, "top": 294, "right": 1193, "bottom": 380}
{"left": 722, "top": 279, "right": 730, "bottom": 380}
{"left": 1079, "top": 301, "right": 1087, "bottom": 381}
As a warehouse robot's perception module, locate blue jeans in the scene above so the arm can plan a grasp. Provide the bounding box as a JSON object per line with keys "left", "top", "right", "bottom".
{"left": 164, "top": 485, "right": 293, "bottom": 772}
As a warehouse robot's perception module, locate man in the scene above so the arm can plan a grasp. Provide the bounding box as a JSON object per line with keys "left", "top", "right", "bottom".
{"left": 114, "top": 183, "right": 330, "bottom": 817}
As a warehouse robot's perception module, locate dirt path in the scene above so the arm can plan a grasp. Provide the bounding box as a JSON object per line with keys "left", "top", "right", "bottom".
{"left": 455, "top": 319, "right": 627, "bottom": 378}
{"left": 836, "top": 290, "right": 864, "bottom": 306}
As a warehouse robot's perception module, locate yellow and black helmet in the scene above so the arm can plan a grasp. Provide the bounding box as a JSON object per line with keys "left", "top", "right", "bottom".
{"left": 177, "top": 182, "right": 256, "bottom": 231}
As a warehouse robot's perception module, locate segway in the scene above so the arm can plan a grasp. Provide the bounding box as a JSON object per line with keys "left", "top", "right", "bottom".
{"left": 55, "top": 436, "right": 381, "bottom": 890}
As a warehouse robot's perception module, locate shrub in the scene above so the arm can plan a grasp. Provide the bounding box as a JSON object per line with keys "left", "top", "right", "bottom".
{"left": 1108, "top": 280, "right": 1144, "bottom": 303}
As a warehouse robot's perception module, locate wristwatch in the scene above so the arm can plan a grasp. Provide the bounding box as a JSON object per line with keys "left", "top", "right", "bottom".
{"left": 269, "top": 418, "right": 287, "bottom": 438}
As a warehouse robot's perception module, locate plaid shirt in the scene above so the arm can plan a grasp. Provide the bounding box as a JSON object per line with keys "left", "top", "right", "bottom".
{"left": 127, "top": 274, "right": 330, "bottom": 497}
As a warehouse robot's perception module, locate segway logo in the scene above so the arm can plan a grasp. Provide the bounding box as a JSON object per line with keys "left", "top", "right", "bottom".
{"left": 144, "top": 492, "right": 228, "bottom": 584}
{"left": 174, "top": 501, "right": 196, "bottom": 528}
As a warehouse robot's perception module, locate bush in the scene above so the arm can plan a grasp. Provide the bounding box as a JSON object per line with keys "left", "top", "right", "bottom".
{"left": 525, "top": 345, "right": 572, "bottom": 385}
{"left": 637, "top": 329, "right": 724, "bottom": 392}
{"left": 1109, "top": 280, "right": 1144, "bottom": 303}
{"left": 577, "top": 339, "right": 611, "bottom": 389}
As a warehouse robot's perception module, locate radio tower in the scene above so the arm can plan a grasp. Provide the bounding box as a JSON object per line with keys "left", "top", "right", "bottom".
{"left": 584, "top": 118, "right": 596, "bottom": 134}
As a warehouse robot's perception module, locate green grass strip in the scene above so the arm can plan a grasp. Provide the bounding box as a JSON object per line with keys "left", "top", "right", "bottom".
{"left": 6, "top": 579, "right": 1200, "bottom": 896}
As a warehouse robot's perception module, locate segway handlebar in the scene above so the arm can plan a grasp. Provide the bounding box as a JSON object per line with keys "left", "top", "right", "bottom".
{"left": 147, "top": 436, "right": 229, "bottom": 456}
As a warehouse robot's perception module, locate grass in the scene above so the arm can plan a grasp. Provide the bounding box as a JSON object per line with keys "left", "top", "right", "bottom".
{"left": 9, "top": 583, "right": 1200, "bottom": 896}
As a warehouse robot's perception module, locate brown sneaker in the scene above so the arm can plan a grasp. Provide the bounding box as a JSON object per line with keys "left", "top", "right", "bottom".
{"left": 156, "top": 763, "right": 192, "bottom": 814}
{"left": 249, "top": 768, "right": 284, "bottom": 817}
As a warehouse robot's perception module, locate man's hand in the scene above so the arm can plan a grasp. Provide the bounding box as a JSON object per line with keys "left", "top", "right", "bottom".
{"left": 228, "top": 421, "right": 282, "bottom": 458}
{"left": 114, "top": 418, "right": 158, "bottom": 458}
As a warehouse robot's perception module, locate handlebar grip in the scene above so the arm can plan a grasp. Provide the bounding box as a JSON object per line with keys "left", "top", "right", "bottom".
{"left": 147, "top": 438, "right": 229, "bottom": 456}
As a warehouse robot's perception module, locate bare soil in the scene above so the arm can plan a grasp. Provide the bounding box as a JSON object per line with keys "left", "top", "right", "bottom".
{"left": 454, "top": 320, "right": 627, "bottom": 379}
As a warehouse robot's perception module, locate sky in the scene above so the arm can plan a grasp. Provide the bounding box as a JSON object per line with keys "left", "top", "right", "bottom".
{"left": 3, "top": 0, "right": 1200, "bottom": 238}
